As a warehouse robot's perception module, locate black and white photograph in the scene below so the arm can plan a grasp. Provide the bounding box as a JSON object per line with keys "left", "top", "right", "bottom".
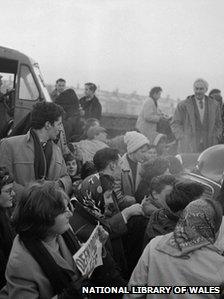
{"left": 0, "top": 0, "right": 224, "bottom": 298}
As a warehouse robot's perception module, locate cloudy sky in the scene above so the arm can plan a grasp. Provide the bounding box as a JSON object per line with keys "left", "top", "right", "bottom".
{"left": 1, "top": 0, "right": 224, "bottom": 99}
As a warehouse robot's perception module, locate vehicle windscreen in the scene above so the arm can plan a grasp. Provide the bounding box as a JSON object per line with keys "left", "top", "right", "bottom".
{"left": 33, "top": 63, "right": 51, "bottom": 102}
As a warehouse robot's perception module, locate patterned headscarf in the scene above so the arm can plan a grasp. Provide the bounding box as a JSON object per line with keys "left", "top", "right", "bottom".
{"left": 157, "top": 198, "right": 222, "bottom": 258}
{"left": 74, "top": 173, "right": 115, "bottom": 218}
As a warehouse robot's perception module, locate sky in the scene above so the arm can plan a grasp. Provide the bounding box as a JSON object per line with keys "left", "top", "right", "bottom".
{"left": 1, "top": 0, "right": 224, "bottom": 99}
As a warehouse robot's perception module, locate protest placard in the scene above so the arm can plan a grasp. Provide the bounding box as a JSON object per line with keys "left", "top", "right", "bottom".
{"left": 73, "top": 223, "right": 103, "bottom": 277}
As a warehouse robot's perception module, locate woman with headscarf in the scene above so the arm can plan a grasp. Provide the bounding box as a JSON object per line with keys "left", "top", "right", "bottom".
{"left": 124, "top": 198, "right": 224, "bottom": 299}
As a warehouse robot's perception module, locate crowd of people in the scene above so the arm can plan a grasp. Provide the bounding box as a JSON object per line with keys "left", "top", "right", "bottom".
{"left": 0, "top": 77, "right": 224, "bottom": 298}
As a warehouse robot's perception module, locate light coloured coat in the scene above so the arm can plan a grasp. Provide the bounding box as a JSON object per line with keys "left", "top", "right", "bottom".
{"left": 171, "top": 96, "right": 222, "bottom": 153}
{"left": 136, "top": 97, "right": 162, "bottom": 142}
{"left": 124, "top": 233, "right": 224, "bottom": 299}
{"left": 114, "top": 153, "right": 142, "bottom": 210}
{"left": 0, "top": 131, "right": 72, "bottom": 195}
{"left": 0, "top": 235, "right": 79, "bottom": 299}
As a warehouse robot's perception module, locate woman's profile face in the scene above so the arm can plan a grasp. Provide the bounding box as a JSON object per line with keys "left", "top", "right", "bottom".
{"left": 48, "top": 198, "right": 72, "bottom": 236}
{"left": 0, "top": 183, "right": 15, "bottom": 208}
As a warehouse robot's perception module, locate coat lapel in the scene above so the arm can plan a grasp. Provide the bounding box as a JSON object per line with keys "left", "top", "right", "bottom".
{"left": 135, "top": 163, "right": 142, "bottom": 190}
{"left": 185, "top": 97, "right": 196, "bottom": 133}
{"left": 206, "top": 97, "right": 216, "bottom": 133}
{"left": 121, "top": 154, "right": 135, "bottom": 193}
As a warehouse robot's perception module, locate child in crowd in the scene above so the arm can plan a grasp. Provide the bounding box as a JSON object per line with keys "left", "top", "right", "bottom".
{"left": 63, "top": 153, "right": 81, "bottom": 183}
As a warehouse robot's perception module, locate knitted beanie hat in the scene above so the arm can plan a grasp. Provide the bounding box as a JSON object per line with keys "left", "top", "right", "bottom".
{"left": 124, "top": 131, "right": 149, "bottom": 154}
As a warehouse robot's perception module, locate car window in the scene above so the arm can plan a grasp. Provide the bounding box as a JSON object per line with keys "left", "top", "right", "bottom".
{"left": 19, "top": 65, "right": 39, "bottom": 101}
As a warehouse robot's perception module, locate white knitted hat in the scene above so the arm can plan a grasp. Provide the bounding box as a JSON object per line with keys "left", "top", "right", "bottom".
{"left": 124, "top": 131, "right": 149, "bottom": 154}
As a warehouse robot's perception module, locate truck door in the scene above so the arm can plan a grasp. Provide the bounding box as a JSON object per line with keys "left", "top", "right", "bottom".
{"left": 14, "top": 64, "right": 40, "bottom": 125}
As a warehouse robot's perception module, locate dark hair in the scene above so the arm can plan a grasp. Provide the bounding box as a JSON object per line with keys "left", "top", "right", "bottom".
{"left": 0, "top": 167, "right": 13, "bottom": 193}
{"left": 166, "top": 181, "right": 204, "bottom": 213}
{"left": 100, "top": 174, "right": 115, "bottom": 193}
{"left": 56, "top": 78, "right": 66, "bottom": 84}
{"left": 93, "top": 148, "right": 119, "bottom": 171}
{"left": 149, "top": 86, "right": 162, "bottom": 98}
{"left": 166, "top": 155, "right": 183, "bottom": 175}
{"left": 30, "top": 102, "right": 64, "bottom": 130}
{"left": 150, "top": 174, "right": 176, "bottom": 195}
{"left": 141, "top": 157, "right": 170, "bottom": 185}
{"left": 12, "top": 182, "right": 68, "bottom": 240}
{"left": 209, "top": 89, "right": 221, "bottom": 98}
{"left": 64, "top": 153, "right": 76, "bottom": 163}
{"left": 85, "top": 82, "right": 97, "bottom": 92}
{"left": 80, "top": 161, "right": 97, "bottom": 180}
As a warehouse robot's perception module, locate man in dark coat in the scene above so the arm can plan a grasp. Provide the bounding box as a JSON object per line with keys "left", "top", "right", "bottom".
{"left": 50, "top": 78, "right": 66, "bottom": 102}
{"left": 171, "top": 78, "right": 222, "bottom": 153}
{"left": 80, "top": 82, "right": 102, "bottom": 120}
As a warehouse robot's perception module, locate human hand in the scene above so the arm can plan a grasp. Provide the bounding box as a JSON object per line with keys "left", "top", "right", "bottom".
{"left": 97, "top": 225, "right": 109, "bottom": 246}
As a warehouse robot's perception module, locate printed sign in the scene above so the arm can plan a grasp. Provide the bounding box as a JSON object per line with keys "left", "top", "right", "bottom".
{"left": 73, "top": 224, "right": 103, "bottom": 277}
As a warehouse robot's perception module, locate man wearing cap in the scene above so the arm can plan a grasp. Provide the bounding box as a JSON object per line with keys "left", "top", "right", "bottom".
{"left": 114, "top": 131, "right": 152, "bottom": 210}
{"left": 73, "top": 126, "right": 108, "bottom": 163}
{"left": 171, "top": 79, "right": 222, "bottom": 153}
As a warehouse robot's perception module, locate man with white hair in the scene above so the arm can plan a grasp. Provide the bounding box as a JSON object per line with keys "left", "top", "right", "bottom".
{"left": 171, "top": 78, "right": 222, "bottom": 153}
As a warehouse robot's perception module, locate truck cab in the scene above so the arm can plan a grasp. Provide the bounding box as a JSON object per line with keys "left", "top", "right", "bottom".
{"left": 0, "top": 46, "right": 51, "bottom": 137}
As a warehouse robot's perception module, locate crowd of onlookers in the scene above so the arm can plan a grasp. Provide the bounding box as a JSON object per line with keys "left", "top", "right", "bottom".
{"left": 0, "top": 78, "right": 224, "bottom": 298}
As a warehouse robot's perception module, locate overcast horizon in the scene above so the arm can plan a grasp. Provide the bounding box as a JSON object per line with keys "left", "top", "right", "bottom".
{"left": 1, "top": 0, "right": 224, "bottom": 99}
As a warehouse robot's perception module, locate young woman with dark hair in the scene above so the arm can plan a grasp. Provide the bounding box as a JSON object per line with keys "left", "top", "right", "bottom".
{"left": 0, "top": 167, "right": 15, "bottom": 289}
{"left": 143, "top": 180, "right": 205, "bottom": 248}
{"left": 0, "top": 181, "right": 86, "bottom": 298}
{"left": 135, "top": 157, "right": 170, "bottom": 203}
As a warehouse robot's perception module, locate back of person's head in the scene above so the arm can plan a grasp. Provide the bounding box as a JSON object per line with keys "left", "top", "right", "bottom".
{"left": 150, "top": 174, "right": 176, "bottom": 195}
{"left": 175, "top": 198, "right": 222, "bottom": 246}
{"left": 56, "top": 78, "right": 66, "bottom": 84}
{"left": 166, "top": 180, "right": 205, "bottom": 213}
{"left": 85, "top": 118, "right": 100, "bottom": 128}
{"left": 149, "top": 86, "right": 162, "bottom": 98}
{"left": 0, "top": 167, "right": 13, "bottom": 193}
{"left": 141, "top": 157, "right": 170, "bottom": 184}
{"left": 30, "top": 102, "right": 64, "bottom": 130}
{"left": 55, "top": 89, "right": 78, "bottom": 105}
{"left": 93, "top": 148, "right": 119, "bottom": 172}
{"left": 80, "top": 161, "right": 97, "bottom": 180}
{"left": 12, "top": 181, "right": 69, "bottom": 240}
{"left": 86, "top": 126, "right": 107, "bottom": 140}
{"left": 166, "top": 155, "right": 184, "bottom": 175}
{"left": 85, "top": 82, "right": 97, "bottom": 92}
{"left": 209, "top": 89, "right": 221, "bottom": 98}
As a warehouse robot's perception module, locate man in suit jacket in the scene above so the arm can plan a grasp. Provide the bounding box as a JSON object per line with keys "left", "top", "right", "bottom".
{"left": 171, "top": 79, "right": 222, "bottom": 153}
{"left": 0, "top": 102, "right": 71, "bottom": 197}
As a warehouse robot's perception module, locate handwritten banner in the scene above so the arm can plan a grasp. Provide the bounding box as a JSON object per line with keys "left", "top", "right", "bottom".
{"left": 73, "top": 224, "right": 103, "bottom": 277}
